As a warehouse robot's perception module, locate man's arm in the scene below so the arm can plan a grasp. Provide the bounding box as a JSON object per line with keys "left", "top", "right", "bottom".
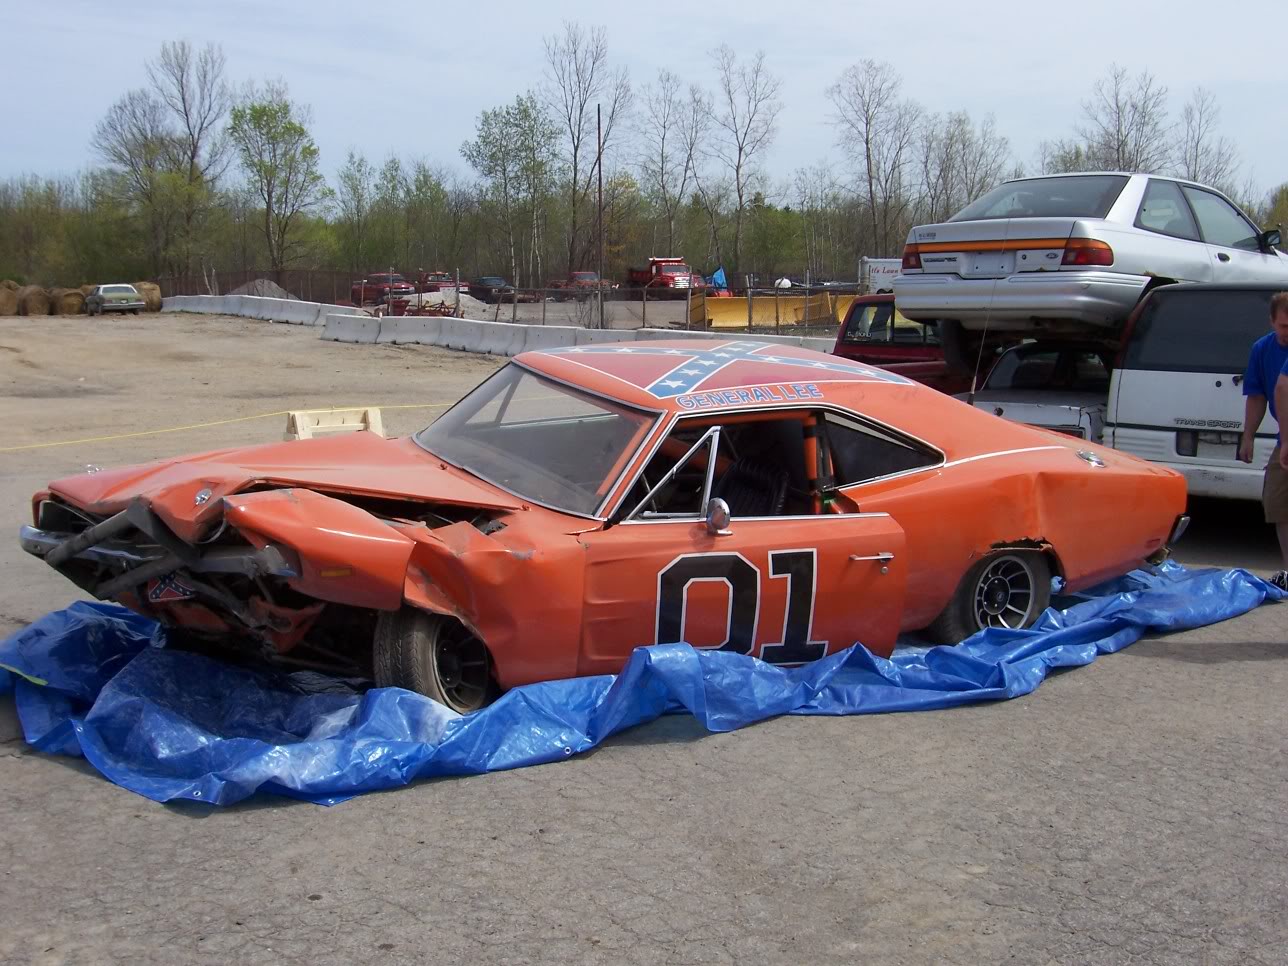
{"left": 1276, "top": 373, "right": 1288, "bottom": 469}
{"left": 1241, "top": 394, "right": 1268, "bottom": 463}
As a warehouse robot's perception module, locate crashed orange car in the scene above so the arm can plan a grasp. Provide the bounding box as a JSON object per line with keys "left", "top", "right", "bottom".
{"left": 21, "top": 340, "right": 1189, "bottom": 713}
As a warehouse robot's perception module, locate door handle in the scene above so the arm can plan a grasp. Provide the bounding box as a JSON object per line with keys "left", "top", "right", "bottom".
{"left": 850, "top": 551, "right": 895, "bottom": 574}
{"left": 1217, "top": 252, "right": 1231, "bottom": 262}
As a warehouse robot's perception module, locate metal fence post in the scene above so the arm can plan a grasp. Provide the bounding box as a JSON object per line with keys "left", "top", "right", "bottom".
{"left": 775, "top": 287, "right": 780, "bottom": 333}
{"left": 746, "top": 276, "right": 753, "bottom": 332}
{"left": 511, "top": 291, "right": 518, "bottom": 324}
{"left": 685, "top": 287, "right": 691, "bottom": 330}
{"left": 541, "top": 289, "right": 547, "bottom": 326}
{"left": 641, "top": 285, "right": 647, "bottom": 327}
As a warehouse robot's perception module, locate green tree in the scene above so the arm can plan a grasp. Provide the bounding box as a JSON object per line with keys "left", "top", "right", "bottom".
{"left": 228, "top": 82, "right": 329, "bottom": 274}
{"left": 333, "top": 150, "right": 375, "bottom": 272}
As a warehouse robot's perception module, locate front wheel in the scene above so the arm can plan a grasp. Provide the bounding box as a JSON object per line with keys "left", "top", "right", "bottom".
{"left": 923, "top": 551, "right": 1051, "bottom": 644}
{"left": 372, "top": 608, "right": 495, "bottom": 713}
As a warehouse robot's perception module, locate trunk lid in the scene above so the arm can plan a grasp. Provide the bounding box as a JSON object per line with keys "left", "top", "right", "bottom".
{"left": 909, "top": 218, "right": 1080, "bottom": 278}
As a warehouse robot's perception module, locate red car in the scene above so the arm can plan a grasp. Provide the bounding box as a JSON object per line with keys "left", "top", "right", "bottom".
{"left": 833, "top": 294, "right": 970, "bottom": 394}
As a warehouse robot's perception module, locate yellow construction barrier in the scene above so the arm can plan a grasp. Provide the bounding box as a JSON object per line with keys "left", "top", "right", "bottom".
{"left": 692, "top": 292, "right": 857, "bottom": 329}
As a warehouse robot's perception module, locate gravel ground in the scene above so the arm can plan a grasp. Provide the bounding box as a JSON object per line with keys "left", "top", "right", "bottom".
{"left": 0, "top": 314, "right": 1285, "bottom": 965}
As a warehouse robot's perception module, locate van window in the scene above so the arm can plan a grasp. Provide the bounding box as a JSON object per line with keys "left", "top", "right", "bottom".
{"left": 1121, "top": 289, "right": 1275, "bottom": 373}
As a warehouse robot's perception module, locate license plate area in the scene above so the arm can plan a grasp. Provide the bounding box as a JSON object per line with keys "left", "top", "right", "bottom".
{"left": 962, "top": 251, "right": 1015, "bottom": 277}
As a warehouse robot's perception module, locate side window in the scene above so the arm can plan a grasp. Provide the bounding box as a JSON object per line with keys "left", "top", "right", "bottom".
{"left": 824, "top": 413, "right": 939, "bottom": 485}
{"left": 1135, "top": 179, "right": 1199, "bottom": 240}
{"left": 1182, "top": 186, "right": 1261, "bottom": 251}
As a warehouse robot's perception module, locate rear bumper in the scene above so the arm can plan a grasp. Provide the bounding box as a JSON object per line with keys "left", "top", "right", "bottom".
{"left": 894, "top": 271, "right": 1149, "bottom": 329}
{"left": 99, "top": 301, "right": 147, "bottom": 312}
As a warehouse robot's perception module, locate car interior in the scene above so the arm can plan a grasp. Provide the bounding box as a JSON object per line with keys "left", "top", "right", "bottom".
{"left": 620, "top": 410, "right": 939, "bottom": 520}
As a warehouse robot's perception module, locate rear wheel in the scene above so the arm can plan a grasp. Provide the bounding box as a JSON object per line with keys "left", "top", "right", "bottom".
{"left": 924, "top": 551, "right": 1052, "bottom": 644}
{"left": 372, "top": 608, "right": 495, "bottom": 713}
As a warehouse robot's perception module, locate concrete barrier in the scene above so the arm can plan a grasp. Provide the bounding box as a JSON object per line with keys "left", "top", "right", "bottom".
{"left": 276, "top": 299, "right": 323, "bottom": 325}
{"left": 323, "top": 313, "right": 380, "bottom": 344}
{"left": 519, "top": 325, "right": 582, "bottom": 353}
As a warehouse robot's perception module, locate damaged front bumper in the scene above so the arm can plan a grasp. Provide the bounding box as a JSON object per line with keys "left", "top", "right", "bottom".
{"left": 20, "top": 498, "right": 298, "bottom": 618}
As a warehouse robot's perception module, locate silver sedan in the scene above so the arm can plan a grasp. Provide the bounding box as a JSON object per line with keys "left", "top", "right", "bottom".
{"left": 894, "top": 172, "right": 1287, "bottom": 335}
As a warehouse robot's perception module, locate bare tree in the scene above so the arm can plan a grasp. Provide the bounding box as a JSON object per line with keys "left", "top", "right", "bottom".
{"left": 92, "top": 89, "right": 177, "bottom": 273}
{"left": 543, "top": 22, "right": 631, "bottom": 275}
{"left": 1078, "top": 65, "right": 1171, "bottom": 172}
{"left": 828, "top": 60, "right": 920, "bottom": 257}
{"left": 708, "top": 45, "right": 781, "bottom": 272}
{"left": 1174, "top": 87, "right": 1239, "bottom": 190}
{"left": 681, "top": 84, "right": 725, "bottom": 269}
{"left": 637, "top": 69, "right": 693, "bottom": 254}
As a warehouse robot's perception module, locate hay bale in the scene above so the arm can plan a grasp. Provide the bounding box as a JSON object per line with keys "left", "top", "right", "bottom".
{"left": 78, "top": 284, "right": 95, "bottom": 297}
{"left": 17, "top": 285, "right": 51, "bottom": 316}
{"left": 0, "top": 286, "right": 17, "bottom": 316}
{"left": 133, "top": 281, "right": 162, "bottom": 312}
{"left": 49, "top": 287, "right": 86, "bottom": 315}
{"left": 1, "top": 279, "right": 18, "bottom": 291}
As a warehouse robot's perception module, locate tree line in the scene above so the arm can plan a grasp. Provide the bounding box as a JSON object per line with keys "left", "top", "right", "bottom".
{"left": 2, "top": 30, "right": 1285, "bottom": 291}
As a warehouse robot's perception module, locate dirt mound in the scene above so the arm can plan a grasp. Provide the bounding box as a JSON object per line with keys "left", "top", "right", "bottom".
{"left": 49, "top": 287, "right": 86, "bottom": 315}
{"left": 0, "top": 287, "right": 17, "bottom": 315}
{"left": 133, "top": 281, "right": 162, "bottom": 312}
{"left": 17, "top": 285, "right": 51, "bottom": 316}
{"left": 1, "top": 279, "right": 18, "bottom": 291}
{"left": 229, "top": 278, "right": 298, "bottom": 300}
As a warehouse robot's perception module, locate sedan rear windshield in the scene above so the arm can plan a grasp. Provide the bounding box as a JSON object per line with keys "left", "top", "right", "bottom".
{"left": 1122, "top": 289, "right": 1278, "bottom": 373}
{"left": 949, "top": 175, "right": 1129, "bottom": 222}
{"left": 104, "top": 285, "right": 137, "bottom": 294}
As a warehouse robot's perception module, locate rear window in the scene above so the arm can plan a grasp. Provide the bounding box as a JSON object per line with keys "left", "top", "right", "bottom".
{"left": 104, "top": 285, "right": 137, "bottom": 294}
{"left": 1122, "top": 289, "right": 1276, "bottom": 373}
{"left": 949, "top": 175, "right": 1129, "bottom": 222}
{"left": 985, "top": 347, "right": 1110, "bottom": 392}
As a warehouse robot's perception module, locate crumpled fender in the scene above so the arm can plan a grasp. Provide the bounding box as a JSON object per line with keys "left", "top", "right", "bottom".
{"left": 223, "top": 489, "right": 414, "bottom": 610}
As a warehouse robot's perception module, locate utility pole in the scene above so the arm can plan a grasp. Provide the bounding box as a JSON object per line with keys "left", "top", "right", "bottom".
{"left": 597, "top": 103, "right": 605, "bottom": 331}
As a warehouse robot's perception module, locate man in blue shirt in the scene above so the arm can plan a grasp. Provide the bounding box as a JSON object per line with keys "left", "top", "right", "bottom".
{"left": 1239, "top": 291, "right": 1288, "bottom": 589}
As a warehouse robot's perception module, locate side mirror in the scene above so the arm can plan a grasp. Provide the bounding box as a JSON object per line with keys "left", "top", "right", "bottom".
{"left": 704, "top": 497, "right": 732, "bottom": 536}
{"left": 1260, "top": 228, "right": 1282, "bottom": 252}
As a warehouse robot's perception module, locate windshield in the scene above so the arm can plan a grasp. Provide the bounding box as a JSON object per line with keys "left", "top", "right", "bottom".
{"left": 478, "top": 277, "right": 507, "bottom": 286}
{"left": 415, "top": 364, "right": 657, "bottom": 516}
{"left": 985, "top": 346, "right": 1111, "bottom": 392}
{"left": 660, "top": 264, "right": 689, "bottom": 274}
{"left": 371, "top": 275, "right": 405, "bottom": 283}
{"left": 950, "top": 175, "right": 1129, "bottom": 222}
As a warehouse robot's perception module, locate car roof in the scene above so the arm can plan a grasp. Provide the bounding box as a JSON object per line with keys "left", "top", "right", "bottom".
{"left": 519, "top": 339, "right": 926, "bottom": 415}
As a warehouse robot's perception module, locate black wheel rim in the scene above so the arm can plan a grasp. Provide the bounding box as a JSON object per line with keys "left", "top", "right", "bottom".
{"left": 972, "top": 554, "right": 1039, "bottom": 631}
{"left": 432, "top": 623, "right": 491, "bottom": 713}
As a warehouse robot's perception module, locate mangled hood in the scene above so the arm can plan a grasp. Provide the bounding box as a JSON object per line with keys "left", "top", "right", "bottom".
{"left": 45, "top": 433, "right": 522, "bottom": 537}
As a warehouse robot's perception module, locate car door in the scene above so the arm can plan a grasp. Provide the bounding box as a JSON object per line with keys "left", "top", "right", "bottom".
{"left": 1182, "top": 185, "right": 1286, "bottom": 282}
{"left": 1130, "top": 178, "right": 1211, "bottom": 282}
{"left": 578, "top": 416, "right": 907, "bottom": 674}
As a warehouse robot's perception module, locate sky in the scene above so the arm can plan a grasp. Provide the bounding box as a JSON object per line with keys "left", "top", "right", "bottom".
{"left": 5, "top": 0, "right": 1287, "bottom": 200}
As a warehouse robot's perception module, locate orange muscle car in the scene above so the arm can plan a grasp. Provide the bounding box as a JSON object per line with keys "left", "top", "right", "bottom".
{"left": 21, "top": 340, "right": 1189, "bottom": 712}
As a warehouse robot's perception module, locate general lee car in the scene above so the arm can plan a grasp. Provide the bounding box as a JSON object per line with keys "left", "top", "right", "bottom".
{"left": 21, "top": 341, "right": 1189, "bottom": 713}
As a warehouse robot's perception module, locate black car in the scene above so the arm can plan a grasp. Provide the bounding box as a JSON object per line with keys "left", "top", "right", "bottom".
{"left": 467, "top": 276, "right": 517, "bottom": 304}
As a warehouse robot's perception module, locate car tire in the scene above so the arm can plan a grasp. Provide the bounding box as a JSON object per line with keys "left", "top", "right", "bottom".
{"left": 923, "top": 551, "right": 1051, "bottom": 644}
{"left": 372, "top": 608, "right": 495, "bottom": 713}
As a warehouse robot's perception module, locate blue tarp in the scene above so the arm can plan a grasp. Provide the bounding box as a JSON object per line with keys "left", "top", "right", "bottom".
{"left": 1, "top": 562, "right": 1281, "bottom": 806}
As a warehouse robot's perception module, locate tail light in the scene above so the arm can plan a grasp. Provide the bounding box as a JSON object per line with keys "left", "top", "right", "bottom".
{"left": 901, "top": 244, "right": 922, "bottom": 270}
{"left": 1175, "top": 430, "right": 1197, "bottom": 457}
{"left": 1062, "top": 238, "right": 1114, "bottom": 266}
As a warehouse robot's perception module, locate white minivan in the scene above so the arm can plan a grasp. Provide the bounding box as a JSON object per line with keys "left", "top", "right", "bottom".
{"left": 1107, "top": 283, "right": 1283, "bottom": 501}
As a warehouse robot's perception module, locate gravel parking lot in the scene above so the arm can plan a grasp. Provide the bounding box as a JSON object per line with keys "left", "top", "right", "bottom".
{"left": 1, "top": 314, "right": 1285, "bottom": 965}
